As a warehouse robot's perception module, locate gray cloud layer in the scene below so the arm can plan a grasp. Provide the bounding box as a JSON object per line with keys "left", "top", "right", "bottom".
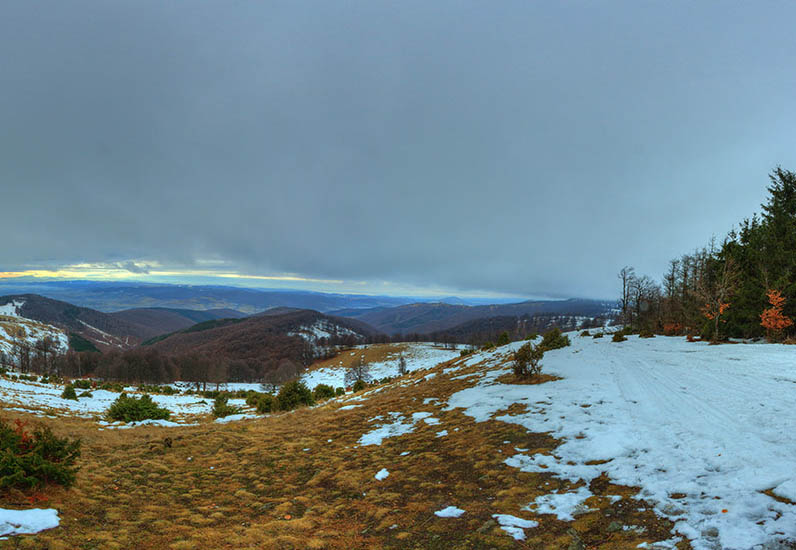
{"left": 2, "top": 1, "right": 795, "bottom": 298}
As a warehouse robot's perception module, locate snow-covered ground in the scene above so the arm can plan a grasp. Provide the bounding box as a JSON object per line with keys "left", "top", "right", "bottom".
{"left": 302, "top": 343, "right": 459, "bottom": 388}
{"left": 0, "top": 376, "right": 245, "bottom": 421}
{"left": 0, "top": 508, "right": 59, "bottom": 538}
{"left": 446, "top": 335, "right": 796, "bottom": 550}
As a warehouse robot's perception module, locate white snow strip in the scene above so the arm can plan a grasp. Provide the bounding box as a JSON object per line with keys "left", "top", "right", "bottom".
{"left": 491, "top": 514, "right": 538, "bottom": 540}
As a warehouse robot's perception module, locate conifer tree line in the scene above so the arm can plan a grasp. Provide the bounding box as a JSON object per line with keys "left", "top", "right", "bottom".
{"left": 620, "top": 167, "right": 796, "bottom": 341}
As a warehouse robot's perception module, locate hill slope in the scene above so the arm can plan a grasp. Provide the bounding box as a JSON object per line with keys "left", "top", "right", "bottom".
{"left": 0, "top": 294, "right": 145, "bottom": 350}
{"left": 109, "top": 307, "right": 247, "bottom": 340}
{"left": 145, "top": 309, "right": 380, "bottom": 365}
{"left": 3, "top": 334, "right": 794, "bottom": 548}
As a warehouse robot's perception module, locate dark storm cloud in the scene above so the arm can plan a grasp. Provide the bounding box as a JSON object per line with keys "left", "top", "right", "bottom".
{"left": 2, "top": 1, "right": 795, "bottom": 298}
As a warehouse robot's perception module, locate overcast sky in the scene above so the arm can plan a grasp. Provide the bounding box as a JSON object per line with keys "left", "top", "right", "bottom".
{"left": 2, "top": 1, "right": 795, "bottom": 299}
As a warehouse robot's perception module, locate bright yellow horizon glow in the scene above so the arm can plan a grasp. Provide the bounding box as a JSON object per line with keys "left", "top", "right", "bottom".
{"left": 0, "top": 268, "right": 343, "bottom": 285}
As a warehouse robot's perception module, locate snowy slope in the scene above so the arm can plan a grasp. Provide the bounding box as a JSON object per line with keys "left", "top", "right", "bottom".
{"left": 446, "top": 335, "right": 796, "bottom": 550}
{"left": 0, "top": 299, "right": 69, "bottom": 359}
{"left": 301, "top": 343, "right": 460, "bottom": 388}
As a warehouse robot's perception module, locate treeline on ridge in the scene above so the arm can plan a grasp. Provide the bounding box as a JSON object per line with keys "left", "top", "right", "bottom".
{"left": 619, "top": 167, "right": 796, "bottom": 342}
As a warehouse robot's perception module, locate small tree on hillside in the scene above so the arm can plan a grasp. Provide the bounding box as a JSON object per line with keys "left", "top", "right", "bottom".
{"left": 760, "top": 289, "right": 793, "bottom": 342}
{"left": 698, "top": 256, "right": 738, "bottom": 342}
{"left": 512, "top": 343, "right": 544, "bottom": 378}
{"left": 397, "top": 355, "right": 407, "bottom": 376}
{"left": 345, "top": 356, "right": 371, "bottom": 387}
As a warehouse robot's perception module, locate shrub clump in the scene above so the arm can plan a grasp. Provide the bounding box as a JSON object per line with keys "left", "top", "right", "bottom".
{"left": 580, "top": 330, "right": 591, "bottom": 337}
{"left": 255, "top": 394, "right": 276, "bottom": 414}
{"left": 0, "top": 418, "right": 81, "bottom": 489}
{"left": 106, "top": 393, "right": 171, "bottom": 423}
{"left": 61, "top": 384, "right": 78, "bottom": 401}
{"left": 72, "top": 379, "right": 93, "bottom": 390}
{"left": 335, "top": 387, "right": 345, "bottom": 396}
{"left": 539, "top": 328, "right": 571, "bottom": 351}
{"left": 639, "top": 328, "right": 655, "bottom": 338}
{"left": 612, "top": 332, "right": 627, "bottom": 342}
{"left": 312, "top": 384, "right": 335, "bottom": 402}
{"left": 512, "top": 342, "right": 544, "bottom": 378}
{"left": 212, "top": 395, "right": 241, "bottom": 418}
{"left": 593, "top": 332, "right": 604, "bottom": 339}
{"left": 352, "top": 379, "right": 367, "bottom": 393}
{"left": 276, "top": 381, "right": 314, "bottom": 411}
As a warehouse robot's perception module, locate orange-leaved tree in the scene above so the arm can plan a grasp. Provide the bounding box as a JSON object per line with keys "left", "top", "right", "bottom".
{"left": 702, "top": 302, "right": 730, "bottom": 342}
{"left": 760, "top": 289, "right": 793, "bottom": 341}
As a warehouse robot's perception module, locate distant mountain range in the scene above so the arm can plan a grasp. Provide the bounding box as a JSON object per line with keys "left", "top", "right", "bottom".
{"left": 330, "top": 298, "right": 613, "bottom": 335}
{"left": 0, "top": 281, "right": 520, "bottom": 313}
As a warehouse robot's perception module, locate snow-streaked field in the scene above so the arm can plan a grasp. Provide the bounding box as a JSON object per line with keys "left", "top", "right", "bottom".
{"left": 446, "top": 335, "right": 796, "bottom": 550}
{"left": 0, "top": 376, "right": 245, "bottom": 421}
{"left": 301, "top": 342, "right": 460, "bottom": 388}
{"left": 0, "top": 342, "right": 459, "bottom": 425}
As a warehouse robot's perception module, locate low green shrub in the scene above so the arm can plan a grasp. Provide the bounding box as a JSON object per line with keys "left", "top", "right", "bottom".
{"left": 245, "top": 392, "right": 265, "bottom": 407}
{"left": 276, "top": 381, "right": 314, "bottom": 411}
{"left": 593, "top": 332, "right": 604, "bottom": 339}
{"left": 612, "top": 332, "right": 627, "bottom": 342}
{"left": 639, "top": 329, "right": 655, "bottom": 338}
{"left": 512, "top": 342, "right": 544, "bottom": 378}
{"left": 539, "top": 328, "right": 571, "bottom": 351}
{"left": 61, "top": 384, "right": 78, "bottom": 401}
{"left": 72, "top": 379, "right": 92, "bottom": 390}
{"left": 312, "top": 384, "right": 335, "bottom": 401}
{"left": 255, "top": 394, "right": 276, "bottom": 414}
{"left": 580, "top": 330, "right": 591, "bottom": 337}
{"left": 212, "top": 395, "right": 240, "bottom": 418}
{"left": 352, "top": 379, "right": 367, "bottom": 393}
{"left": 106, "top": 393, "right": 171, "bottom": 423}
{"left": 79, "top": 391, "right": 93, "bottom": 398}
{"left": 99, "top": 382, "right": 125, "bottom": 393}
{"left": 0, "top": 418, "right": 81, "bottom": 489}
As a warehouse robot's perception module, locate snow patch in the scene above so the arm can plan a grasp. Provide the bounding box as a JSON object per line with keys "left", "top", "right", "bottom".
{"left": 434, "top": 506, "right": 465, "bottom": 518}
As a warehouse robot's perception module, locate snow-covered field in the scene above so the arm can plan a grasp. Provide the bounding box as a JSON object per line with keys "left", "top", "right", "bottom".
{"left": 446, "top": 335, "right": 796, "bottom": 550}
{"left": 302, "top": 342, "right": 460, "bottom": 388}
{"left": 0, "top": 342, "right": 459, "bottom": 424}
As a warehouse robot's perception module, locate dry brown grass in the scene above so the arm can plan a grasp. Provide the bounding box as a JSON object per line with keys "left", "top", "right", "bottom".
{"left": 1, "top": 351, "right": 690, "bottom": 550}
{"left": 307, "top": 342, "right": 443, "bottom": 372}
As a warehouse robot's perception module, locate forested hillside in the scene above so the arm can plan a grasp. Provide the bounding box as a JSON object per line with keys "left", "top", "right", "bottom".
{"left": 620, "top": 167, "right": 796, "bottom": 341}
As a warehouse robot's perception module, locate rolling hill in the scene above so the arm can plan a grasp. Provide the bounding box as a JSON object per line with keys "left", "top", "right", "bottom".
{"left": 144, "top": 309, "right": 380, "bottom": 365}
{"left": 109, "top": 307, "right": 246, "bottom": 341}
{"left": 0, "top": 294, "right": 146, "bottom": 351}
